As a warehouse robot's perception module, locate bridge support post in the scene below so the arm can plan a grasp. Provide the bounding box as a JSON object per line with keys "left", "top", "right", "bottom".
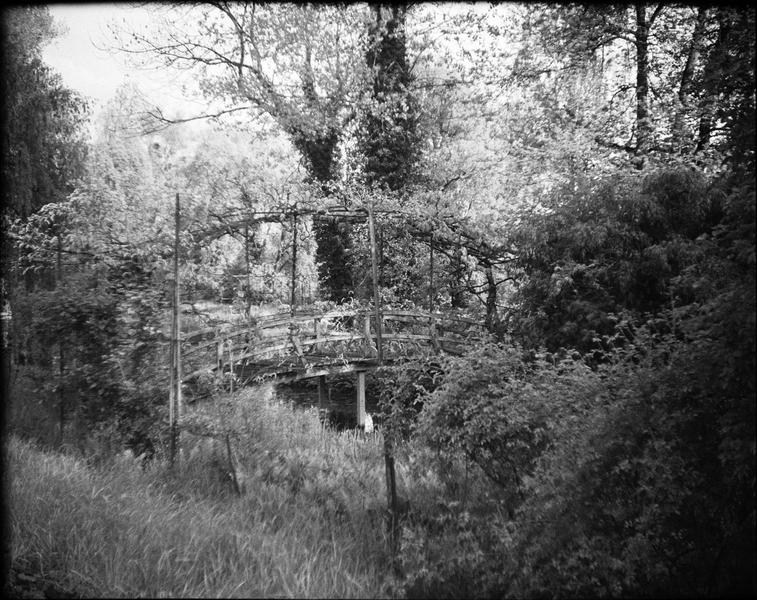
{"left": 216, "top": 340, "right": 224, "bottom": 371}
{"left": 318, "top": 375, "right": 326, "bottom": 410}
{"left": 356, "top": 371, "right": 366, "bottom": 428}
{"left": 430, "top": 319, "right": 440, "bottom": 352}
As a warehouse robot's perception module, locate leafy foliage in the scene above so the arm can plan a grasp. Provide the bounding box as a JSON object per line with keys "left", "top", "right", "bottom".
{"left": 414, "top": 342, "right": 602, "bottom": 510}
{"left": 14, "top": 263, "right": 169, "bottom": 457}
{"left": 389, "top": 171, "right": 754, "bottom": 597}
{"left": 359, "top": 4, "right": 422, "bottom": 192}
{"left": 511, "top": 167, "right": 726, "bottom": 354}
{"left": 1, "top": 6, "right": 89, "bottom": 221}
{"left": 508, "top": 308, "right": 755, "bottom": 597}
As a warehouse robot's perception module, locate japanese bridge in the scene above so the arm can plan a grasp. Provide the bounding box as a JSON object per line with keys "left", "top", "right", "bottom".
{"left": 180, "top": 307, "right": 485, "bottom": 426}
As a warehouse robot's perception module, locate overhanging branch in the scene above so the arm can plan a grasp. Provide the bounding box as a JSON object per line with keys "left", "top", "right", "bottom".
{"left": 143, "top": 105, "right": 259, "bottom": 133}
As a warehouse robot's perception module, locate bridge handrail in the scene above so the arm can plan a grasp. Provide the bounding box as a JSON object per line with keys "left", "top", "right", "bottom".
{"left": 183, "top": 309, "right": 365, "bottom": 341}
{"left": 211, "top": 330, "right": 479, "bottom": 364}
{"left": 180, "top": 307, "right": 486, "bottom": 375}
{"left": 198, "top": 326, "right": 479, "bottom": 356}
{"left": 380, "top": 309, "right": 481, "bottom": 327}
{"left": 183, "top": 308, "right": 481, "bottom": 342}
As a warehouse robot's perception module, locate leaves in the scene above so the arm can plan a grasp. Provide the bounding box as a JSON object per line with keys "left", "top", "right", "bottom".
{"left": 1, "top": 6, "right": 89, "bottom": 221}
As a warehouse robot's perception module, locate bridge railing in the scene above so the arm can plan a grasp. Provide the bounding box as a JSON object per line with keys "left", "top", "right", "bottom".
{"left": 180, "top": 308, "right": 485, "bottom": 381}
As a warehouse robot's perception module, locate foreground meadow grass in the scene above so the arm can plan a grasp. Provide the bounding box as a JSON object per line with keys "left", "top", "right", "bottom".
{"left": 8, "top": 389, "right": 396, "bottom": 598}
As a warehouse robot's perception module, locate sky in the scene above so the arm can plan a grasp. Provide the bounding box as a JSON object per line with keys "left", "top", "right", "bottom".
{"left": 41, "top": 3, "right": 201, "bottom": 116}
{"left": 39, "top": 2, "right": 506, "bottom": 115}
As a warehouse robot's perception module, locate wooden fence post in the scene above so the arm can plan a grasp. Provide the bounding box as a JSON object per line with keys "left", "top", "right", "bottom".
{"left": 368, "top": 199, "right": 400, "bottom": 573}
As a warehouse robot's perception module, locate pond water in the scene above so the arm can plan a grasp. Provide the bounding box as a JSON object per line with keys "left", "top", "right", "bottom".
{"left": 274, "top": 373, "right": 383, "bottom": 431}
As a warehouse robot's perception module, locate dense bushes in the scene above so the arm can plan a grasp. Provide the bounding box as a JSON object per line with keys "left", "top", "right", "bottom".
{"left": 507, "top": 320, "right": 755, "bottom": 597}
{"left": 414, "top": 343, "right": 601, "bottom": 509}
{"left": 385, "top": 318, "right": 754, "bottom": 596}
{"left": 10, "top": 260, "right": 170, "bottom": 456}
{"left": 511, "top": 167, "right": 730, "bottom": 355}
{"left": 378, "top": 167, "right": 755, "bottom": 597}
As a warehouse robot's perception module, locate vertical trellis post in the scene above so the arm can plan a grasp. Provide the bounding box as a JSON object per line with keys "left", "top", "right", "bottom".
{"left": 379, "top": 225, "right": 384, "bottom": 288}
{"left": 368, "top": 199, "right": 399, "bottom": 571}
{"left": 169, "top": 193, "right": 182, "bottom": 466}
{"left": 290, "top": 206, "right": 297, "bottom": 318}
{"left": 244, "top": 222, "right": 252, "bottom": 317}
{"left": 429, "top": 231, "right": 438, "bottom": 349}
{"left": 57, "top": 235, "right": 65, "bottom": 448}
{"left": 228, "top": 340, "right": 234, "bottom": 395}
{"left": 429, "top": 231, "right": 434, "bottom": 314}
{"left": 367, "top": 202, "right": 383, "bottom": 364}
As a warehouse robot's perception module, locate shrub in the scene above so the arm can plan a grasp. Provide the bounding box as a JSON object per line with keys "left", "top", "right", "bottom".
{"left": 511, "top": 167, "right": 728, "bottom": 354}
{"left": 10, "top": 262, "right": 170, "bottom": 457}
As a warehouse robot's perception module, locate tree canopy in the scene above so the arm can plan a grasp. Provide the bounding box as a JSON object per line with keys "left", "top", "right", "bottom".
{"left": 1, "top": 6, "right": 89, "bottom": 222}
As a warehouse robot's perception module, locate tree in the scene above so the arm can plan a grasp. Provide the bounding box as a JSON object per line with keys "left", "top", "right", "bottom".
{"left": 360, "top": 3, "right": 421, "bottom": 192}
{"left": 1, "top": 6, "right": 89, "bottom": 221}
{"left": 671, "top": 6, "right": 708, "bottom": 153}
{"left": 1, "top": 5, "right": 90, "bottom": 303}
{"left": 346, "top": 3, "right": 426, "bottom": 302}
{"left": 349, "top": 4, "right": 527, "bottom": 322}
{"left": 696, "top": 7, "right": 756, "bottom": 170}
{"left": 508, "top": 166, "right": 728, "bottom": 354}
{"left": 2, "top": 7, "right": 92, "bottom": 449}
{"left": 517, "top": 3, "right": 755, "bottom": 168}
{"left": 113, "top": 2, "right": 369, "bottom": 302}
{"left": 506, "top": 176, "right": 755, "bottom": 596}
{"left": 7, "top": 82, "right": 182, "bottom": 452}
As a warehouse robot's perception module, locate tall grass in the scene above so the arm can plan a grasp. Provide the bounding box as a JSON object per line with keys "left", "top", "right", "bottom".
{"left": 8, "top": 387, "right": 396, "bottom": 598}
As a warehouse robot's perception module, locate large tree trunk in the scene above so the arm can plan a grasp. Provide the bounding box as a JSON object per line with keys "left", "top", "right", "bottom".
{"left": 313, "top": 218, "right": 353, "bottom": 303}
{"left": 362, "top": 3, "right": 417, "bottom": 192}
{"left": 672, "top": 7, "right": 708, "bottom": 153}
{"left": 360, "top": 3, "right": 420, "bottom": 302}
{"left": 291, "top": 132, "right": 354, "bottom": 303}
{"left": 450, "top": 239, "right": 467, "bottom": 309}
{"left": 484, "top": 264, "right": 499, "bottom": 334}
{"left": 635, "top": 3, "right": 651, "bottom": 159}
{"left": 696, "top": 8, "right": 731, "bottom": 154}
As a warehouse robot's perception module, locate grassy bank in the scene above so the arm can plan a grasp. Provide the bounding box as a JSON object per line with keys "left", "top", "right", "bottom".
{"left": 7, "top": 391, "right": 395, "bottom": 598}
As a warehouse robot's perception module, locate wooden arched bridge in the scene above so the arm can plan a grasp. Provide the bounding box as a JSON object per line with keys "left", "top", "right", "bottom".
{"left": 165, "top": 196, "right": 494, "bottom": 428}
{"left": 181, "top": 307, "right": 484, "bottom": 425}
{"left": 182, "top": 307, "right": 484, "bottom": 385}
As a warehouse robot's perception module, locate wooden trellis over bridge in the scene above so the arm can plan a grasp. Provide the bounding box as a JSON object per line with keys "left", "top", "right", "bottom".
{"left": 181, "top": 307, "right": 484, "bottom": 425}
{"left": 170, "top": 194, "right": 483, "bottom": 562}
{"left": 167, "top": 193, "right": 491, "bottom": 563}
